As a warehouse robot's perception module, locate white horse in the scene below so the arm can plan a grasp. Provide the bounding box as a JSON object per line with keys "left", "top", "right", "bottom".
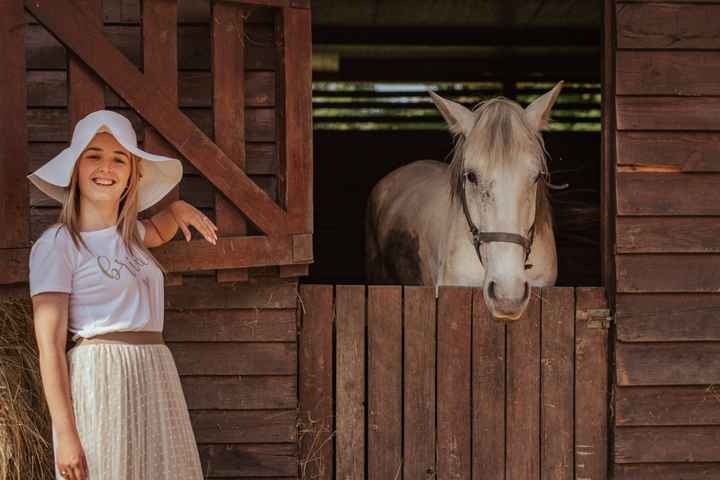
{"left": 365, "top": 81, "right": 563, "bottom": 320}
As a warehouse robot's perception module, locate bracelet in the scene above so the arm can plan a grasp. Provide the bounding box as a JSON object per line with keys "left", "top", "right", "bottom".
{"left": 148, "top": 217, "right": 168, "bottom": 242}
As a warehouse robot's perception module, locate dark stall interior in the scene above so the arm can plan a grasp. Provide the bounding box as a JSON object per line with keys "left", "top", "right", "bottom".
{"left": 304, "top": 0, "right": 602, "bottom": 287}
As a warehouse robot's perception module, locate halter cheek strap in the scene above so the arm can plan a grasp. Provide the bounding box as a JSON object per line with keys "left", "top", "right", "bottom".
{"left": 460, "top": 181, "right": 536, "bottom": 270}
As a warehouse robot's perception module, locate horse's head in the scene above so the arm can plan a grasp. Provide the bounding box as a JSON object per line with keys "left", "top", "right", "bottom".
{"left": 430, "top": 81, "right": 563, "bottom": 320}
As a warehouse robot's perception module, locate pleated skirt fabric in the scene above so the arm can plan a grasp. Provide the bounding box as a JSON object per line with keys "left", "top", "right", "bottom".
{"left": 52, "top": 343, "right": 204, "bottom": 480}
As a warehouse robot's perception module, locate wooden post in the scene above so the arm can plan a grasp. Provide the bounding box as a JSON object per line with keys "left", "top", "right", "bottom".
{"left": 0, "top": 0, "right": 29, "bottom": 249}
{"left": 213, "top": 2, "right": 249, "bottom": 283}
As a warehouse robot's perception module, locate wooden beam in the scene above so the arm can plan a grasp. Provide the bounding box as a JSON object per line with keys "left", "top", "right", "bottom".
{"left": 25, "top": 0, "right": 288, "bottom": 236}
{"left": 213, "top": 2, "right": 249, "bottom": 283}
{"left": 0, "top": 0, "right": 29, "bottom": 248}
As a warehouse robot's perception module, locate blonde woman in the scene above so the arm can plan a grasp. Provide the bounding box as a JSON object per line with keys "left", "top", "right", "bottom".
{"left": 27, "top": 110, "right": 218, "bottom": 480}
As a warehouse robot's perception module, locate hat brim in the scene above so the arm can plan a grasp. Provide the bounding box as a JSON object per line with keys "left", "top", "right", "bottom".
{"left": 27, "top": 122, "right": 183, "bottom": 212}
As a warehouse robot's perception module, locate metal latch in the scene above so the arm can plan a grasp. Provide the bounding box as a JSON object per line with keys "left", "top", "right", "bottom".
{"left": 577, "top": 308, "right": 612, "bottom": 329}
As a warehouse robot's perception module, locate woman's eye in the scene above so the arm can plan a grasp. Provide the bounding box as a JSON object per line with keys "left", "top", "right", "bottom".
{"left": 114, "top": 158, "right": 125, "bottom": 164}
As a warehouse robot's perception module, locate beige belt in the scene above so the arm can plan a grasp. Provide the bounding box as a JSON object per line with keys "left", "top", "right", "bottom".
{"left": 74, "top": 331, "right": 165, "bottom": 347}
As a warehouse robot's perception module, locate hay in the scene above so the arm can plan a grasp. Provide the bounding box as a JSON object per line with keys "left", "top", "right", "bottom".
{"left": 0, "top": 296, "right": 54, "bottom": 480}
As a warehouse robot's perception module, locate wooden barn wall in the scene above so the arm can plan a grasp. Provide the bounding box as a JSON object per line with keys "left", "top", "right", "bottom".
{"left": 614, "top": 0, "right": 720, "bottom": 477}
{"left": 24, "top": 1, "right": 299, "bottom": 477}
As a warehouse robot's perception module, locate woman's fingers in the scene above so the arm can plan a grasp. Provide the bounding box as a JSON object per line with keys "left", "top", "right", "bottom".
{"left": 179, "top": 221, "right": 192, "bottom": 242}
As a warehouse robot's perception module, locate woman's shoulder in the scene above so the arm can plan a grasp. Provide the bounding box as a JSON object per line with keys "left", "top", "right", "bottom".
{"left": 32, "top": 223, "right": 77, "bottom": 254}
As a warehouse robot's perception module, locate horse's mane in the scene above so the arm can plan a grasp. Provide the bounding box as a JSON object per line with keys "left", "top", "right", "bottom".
{"left": 446, "top": 96, "right": 553, "bottom": 229}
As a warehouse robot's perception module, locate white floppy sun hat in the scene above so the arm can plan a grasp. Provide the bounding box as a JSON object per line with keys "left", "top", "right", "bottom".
{"left": 27, "top": 109, "right": 183, "bottom": 212}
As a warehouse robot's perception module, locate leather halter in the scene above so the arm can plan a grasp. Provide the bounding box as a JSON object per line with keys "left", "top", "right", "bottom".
{"left": 459, "top": 177, "right": 537, "bottom": 270}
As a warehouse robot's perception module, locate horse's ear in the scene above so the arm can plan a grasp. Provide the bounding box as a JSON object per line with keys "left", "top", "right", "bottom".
{"left": 525, "top": 80, "right": 564, "bottom": 131}
{"left": 429, "top": 90, "right": 475, "bottom": 137}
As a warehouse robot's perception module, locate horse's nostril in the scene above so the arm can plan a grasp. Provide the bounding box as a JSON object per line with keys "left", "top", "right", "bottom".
{"left": 488, "top": 281, "right": 497, "bottom": 300}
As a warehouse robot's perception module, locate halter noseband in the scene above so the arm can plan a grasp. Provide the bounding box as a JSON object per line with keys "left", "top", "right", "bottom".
{"left": 459, "top": 177, "right": 538, "bottom": 270}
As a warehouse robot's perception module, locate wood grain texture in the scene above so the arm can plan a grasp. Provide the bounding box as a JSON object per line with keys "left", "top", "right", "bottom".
{"left": 165, "top": 276, "right": 298, "bottom": 309}
{"left": 617, "top": 255, "right": 720, "bottom": 293}
{"left": 298, "top": 284, "right": 333, "bottom": 480}
{"left": 283, "top": 7, "right": 313, "bottom": 234}
{"left": 164, "top": 308, "right": 296, "bottom": 342}
{"left": 367, "top": 286, "right": 402, "bottom": 480}
{"left": 213, "top": 2, "right": 249, "bottom": 282}
{"left": 617, "top": 51, "right": 720, "bottom": 96}
{"left": 0, "top": 0, "right": 29, "bottom": 248}
{"left": 575, "top": 288, "right": 608, "bottom": 480}
{"left": 168, "top": 342, "right": 295, "bottom": 375}
{"left": 617, "top": 3, "right": 720, "bottom": 49}
{"left": 506, "top": 290, "right": 540, "bottom": 480}
{"left": 436, "top": 286, "right": 472, "bottom": 480}
{"left": 403, "top": 286, "right": 437, "bottom": 480}
{"left": 182, "top": 375, "right": 296, "bottom": 410}
{"left": 614, "top": 462, "right": 720, "bottom": 480}
{"left": 335, "top": 285, "right": 365, "bottom": 480}
{"left": 616, "top": 385, "right": 720, "bottom": 426}
{"left": 617, "top": 217, "right": 720, "bottom": 253}
{"left": 190, "top": 409, "right": 296, "bottom": 443}
{"left": 617, "top": 96, "right": 720, "bottom": 131}
{"left": 541, "top": 287, "right": 574, "bottom": 480}
{"left": 617, "top": 132, "right": 720, "bottom": 172}
{"left": 471, "top": 287, "right": 505, "bottom": 480}
{"left": 615, "top": 426, "right": 720, "bottom": 463}
{"left": 617, "top": 173, "right": 720, "bottom": 215}
{"left": 617, "top": 342, "right": 720, "bottom": 386}
{"left": 199, "top": 443, "right": 297, "bottom": 477}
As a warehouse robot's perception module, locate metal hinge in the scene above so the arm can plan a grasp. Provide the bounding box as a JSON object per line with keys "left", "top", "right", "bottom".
{"left": 577, "top": 308, "right": 613, "bottom": 329}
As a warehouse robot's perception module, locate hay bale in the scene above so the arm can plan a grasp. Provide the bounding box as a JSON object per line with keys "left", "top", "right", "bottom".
{"left": 0, "top": 297, "right": 54, "bottom": 480}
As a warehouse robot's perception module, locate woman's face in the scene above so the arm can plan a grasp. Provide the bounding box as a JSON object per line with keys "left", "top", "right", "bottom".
{"left": 76, "top": 132, "right": 132, "bottom": 207}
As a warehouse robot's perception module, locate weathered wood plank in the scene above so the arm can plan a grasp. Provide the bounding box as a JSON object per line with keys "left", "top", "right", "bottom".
{"left": 25, "top": 23, "right": 277, "bottom": 70}
{"left": 164, "top": 308, "right": 296, "bottom": 342}
{"left": 617, "top": 255, "right": 720, "bottom": 293}
{"left": 617, "top": 217, "right": 720, "bottom": 253}
{"left": 617, "top": 173, "right": 720, "bottom": 216}
{"left": 616, "top": 132, "right": 720, "bottom": 172}
{"left": 506, "top": 290, "right": 540, "bottom": 480}
{"left": 617, "top": 3, "right": 720, "bottom": 49}
{"left": 575, "top": 287, "right": 608, "bottom": 480}
{"left": 0, "top": 248, "right": 27, "bottom": 285}
{"left": 199, "top": 443, "right": 297, "bottom": 477}
{"left": 335, "top": 285, "right": 365, "bottom": 480}
{"left": 190, "top": 409, "right": 296, "bottom": 443}
{"left": 617, "top": 51, "right": 720, "bottom": 97}
{"left": 614, "top": 462, "right": 720, "bottom": 480}
{"left": 615, "top": 426, "right": 720, "bottom": 463}
{"left": 602, "top": 0, "right": 615, "bottom": 292}
{"left": 437, "top": 286, "right": 472, "bottom": 479}
{"left": 298, "top": 284, "right": 333, "bottom": 480}
{"left": 367, "top": 286, "right": 402, "bottom": 480}
{"left": 616, "top": 293, "right": 720, "bottom": 342}
{"left": 617, "top": 97, "right": 720, "bottom": 131}
{"left": 403, "top": 286, "right": 436, "bottom": 480}
{"left": 182, "top": 375, "right": 296, "bottom": 409}
{"left": 68, "top": 0, "right": 104, "bottom": 126}
{"left": 168, "top": 342, "right": 295, "bottom": 375}
{"left": 471, "top": 287, "right": 505, "bottom": 480}
{"left": 165, "top": 276, "right": 298, "bottom": 309}
{"left": 0, "top": 0, "right": 29, "bottom": 248}
{"left": 541, "top": 287, "right": 574, "bottom": 480}
{"left": 282, "top": 6, "right": 313, "bottom": 233}
{"left": 25, "top": 0, "right": 287, "bottom": 235}
{"left": 616, "top": 386, "right": 720, "bottom": 426}
{"left": 617, "top": 342, "right": 720, "bottom": 386}
{"left": 214, "top": 2, "right": 249, "bottom": 283}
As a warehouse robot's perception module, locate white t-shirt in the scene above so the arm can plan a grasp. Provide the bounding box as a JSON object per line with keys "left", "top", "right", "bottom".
{"left": 28, "top": 220, "right": 164, "bottom": 341}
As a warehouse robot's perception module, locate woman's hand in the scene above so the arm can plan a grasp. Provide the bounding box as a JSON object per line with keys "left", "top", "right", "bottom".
{"left": 169, "top": 200, "right": 218, "bottom": 245}
{"left": 56, "top": 431, "right": 89, "bottom": 480}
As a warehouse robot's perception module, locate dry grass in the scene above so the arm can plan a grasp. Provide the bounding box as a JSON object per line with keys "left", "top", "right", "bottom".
{"left": 297, "top": 409, "right": 335, "bottom": 480}
{"left": 0, "top": 296, "right": 54, "bottom": 480}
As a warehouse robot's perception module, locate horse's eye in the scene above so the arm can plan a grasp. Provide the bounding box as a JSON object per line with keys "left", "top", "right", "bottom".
{"left": 466, "top": 171, "right": 477, "bottom": 184}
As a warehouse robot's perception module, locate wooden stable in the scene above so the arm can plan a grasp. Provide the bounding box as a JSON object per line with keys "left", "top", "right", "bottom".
{"left": 298, "top": 285, "right": 609, "bottom": 480}
{"left": 1, "top": 0, "right": 720, "bottom": 478}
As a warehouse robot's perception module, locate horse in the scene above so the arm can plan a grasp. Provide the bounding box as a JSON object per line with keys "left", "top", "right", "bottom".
{"left": 364, "top": 81, "right": 563, "bottom": 320}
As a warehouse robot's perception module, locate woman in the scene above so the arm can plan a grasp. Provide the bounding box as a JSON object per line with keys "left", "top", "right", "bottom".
{"left": 27, "top": 110, "right": 218, "bottom": 480}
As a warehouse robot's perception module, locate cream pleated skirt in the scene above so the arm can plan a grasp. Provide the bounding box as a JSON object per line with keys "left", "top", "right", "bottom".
{"left": 52, "top": 343, "right": 204, "bottom": 479}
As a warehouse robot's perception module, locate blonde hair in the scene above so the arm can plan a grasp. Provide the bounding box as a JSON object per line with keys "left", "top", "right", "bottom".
{"left": 52, "top": 149, "right": 168, "bottom": 276}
